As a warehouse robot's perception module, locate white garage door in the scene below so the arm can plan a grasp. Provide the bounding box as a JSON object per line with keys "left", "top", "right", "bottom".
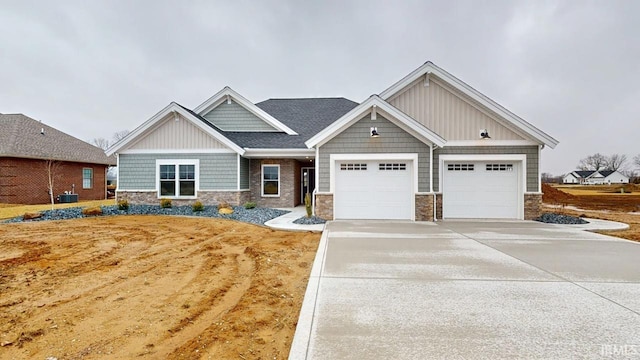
{"left": 443, "top": 162, "right": 521, "bottom": 219}
{"left": 334, "top": 161, "right": 413, "bottom": 220}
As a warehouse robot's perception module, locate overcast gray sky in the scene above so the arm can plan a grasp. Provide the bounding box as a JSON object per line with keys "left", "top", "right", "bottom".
{"left": 1, "top": 0, "right": 638, "bottom": 175}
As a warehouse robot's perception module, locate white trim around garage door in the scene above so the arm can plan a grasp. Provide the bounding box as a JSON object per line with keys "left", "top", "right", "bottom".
{"left": 439, "top": 154, "right": 526, "bottom": 220}
{"left": 330, "top": 153, "right": 419, "bottom": 220}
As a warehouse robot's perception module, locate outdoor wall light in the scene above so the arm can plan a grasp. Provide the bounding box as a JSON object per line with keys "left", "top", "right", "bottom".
{"left": 371, "top": 127, "right": 380, "bottom": 137}
{"left": 480, "top": 129, "right": 491, "bottom": 139}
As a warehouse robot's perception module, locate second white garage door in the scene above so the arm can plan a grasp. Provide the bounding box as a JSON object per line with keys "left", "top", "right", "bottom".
{"left": 442, "top": 162, "right": 521, "bottom": 219}
{"left": 334, "top": 161, "right": 413, "bottom": 220}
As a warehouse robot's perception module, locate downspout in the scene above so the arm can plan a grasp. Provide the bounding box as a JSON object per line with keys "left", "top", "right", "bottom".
{"left": 313, "top": 146, "right": 320, "bottom": 216}
{"left": 430, "top": 144, "right": 436, "bottom": 221}
{"left": 115, "top": 153, "right": 120, "bottom": 202}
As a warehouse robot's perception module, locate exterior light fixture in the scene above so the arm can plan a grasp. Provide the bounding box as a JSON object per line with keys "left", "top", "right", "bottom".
{"left": 480, "top": 129, "right": 491, "bottom": 139}
{"left": 371, "top": 127, "right": 380, "bottom": 137}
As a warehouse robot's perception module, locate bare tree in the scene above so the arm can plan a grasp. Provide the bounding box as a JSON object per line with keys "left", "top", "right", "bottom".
{"left": 635, "top": 154, "right": 640, "bottom": 169}
{"left": 577, "top": 153, "right": 607, "bottom": 171}
{"left": 90, "top": 130, "right": 129, "bottom": 151}
{"left": 541, "top": 172, "right": 557, "bottom": 183}
{"left": 112, "top": 130, "right": 129, "bottom": 143}
{"left": 605, "top": 154, "right": 628, "bottom": 171}
{"left": 92, "top": 137, "right": 110, "bottom": 150}
{"left": 44, "top": 159, "right": 62, "bottom": 210}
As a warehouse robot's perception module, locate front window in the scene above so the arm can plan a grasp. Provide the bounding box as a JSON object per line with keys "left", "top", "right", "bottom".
{"left": 158, "top": 160, "right": 198, "bottom": 198}
{"left": 262, "top": 165, "right": 280, "bottom": 196}
{"left": 82, "top": 168, "right": 93, "bottom": 189}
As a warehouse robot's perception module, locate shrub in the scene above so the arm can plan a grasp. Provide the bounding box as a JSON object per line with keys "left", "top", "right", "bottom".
{"left": 160, "top": 198, "right": 172, "bottom": 208}
{"left": 304, "top": 192, "right": 312, "bottom": 218}
{"left": 117, "top": 199, "right": 129, "bottom": 211}
{"left": 243, "top": 201, "right": 256, "bottom": 209}
{"left": 192, "top": 200, "right": 204, "bottom": 212}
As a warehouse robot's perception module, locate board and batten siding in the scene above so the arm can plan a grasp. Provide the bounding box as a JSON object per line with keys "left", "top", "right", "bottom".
{"left": 318, "top": 114, "right": 431, "bottom": 192}
{"left": 433, "top": 146, "right": 539, "bottom": 192}
{"left": 389, "top": 76, "right": 526, "bottom": 141}
{"left": 240, "top": 157, "right": 250, "bottom": 189}
{"left": 118, "top": 153, "right": 238, "bottom": 191}
{"left": 203, "top": 101, "right": 278, "bottom": 132}
{"left": 127, "top": 114, "right": 230, "bottom": 150}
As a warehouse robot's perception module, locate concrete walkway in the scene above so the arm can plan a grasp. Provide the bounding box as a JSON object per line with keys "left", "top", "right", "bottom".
{"left": 264, "top": 206, "right": 324, "bottom": 232}
{"left": 290, "top": 220, "right": 640, "bottom": 359}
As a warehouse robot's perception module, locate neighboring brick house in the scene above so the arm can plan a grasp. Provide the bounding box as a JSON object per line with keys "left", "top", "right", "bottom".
{"left": 108, "top": 61, "right": 559, "bottom": 221}
{"left": 0, "top": 114, "right": 115, "bottom": 204}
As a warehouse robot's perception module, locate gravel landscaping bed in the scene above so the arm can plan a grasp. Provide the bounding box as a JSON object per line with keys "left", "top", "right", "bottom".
{"left": 4, "top": 205, "right": 290, "bottom": 225}
{"left": 293, "top": 215, "right": 326, "bottom": 225}
{"left": 535, "top": 212, "right": 589, "bottom": 224}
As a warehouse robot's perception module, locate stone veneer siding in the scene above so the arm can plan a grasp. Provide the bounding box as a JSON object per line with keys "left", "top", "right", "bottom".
{"left": 116, "top": 190, "right": 250, "bottom": 206}
{"left": 524, "top": 193, "right": 542, "bottom": 220}
{"left": 415, "top": 194, "right": 435, "bottom": 221}
{"left": 315, "top": 193, "right": 334, "bottom": 220}
{"left": 250, "top": 159, "right": 301, "bottom": 208}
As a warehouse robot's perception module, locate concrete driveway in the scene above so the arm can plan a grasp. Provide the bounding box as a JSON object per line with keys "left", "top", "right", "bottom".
{"left": 290, "top": 220, "right": 640, "bottom": 360}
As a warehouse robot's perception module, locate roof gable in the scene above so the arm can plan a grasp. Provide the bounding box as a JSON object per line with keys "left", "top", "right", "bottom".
{"left": 305, "top": 95, "right": 446, "bottom": 148}
{"left": 124, "top": 112, "right": 233, "bottom": 152}
{"left": 380, "top": 61, "right": 559, "bottom": 148}
{"left": 106, "top": 103, "right": 244, "bottom": 156}
{"left": 193, "top": 87, "right": 297, "bottom": 135}
{"left": 203, "top": 100, "right": 279, "bottom": 132}
{"left": 0, "top": 114, "right": 114, "bottom": 165}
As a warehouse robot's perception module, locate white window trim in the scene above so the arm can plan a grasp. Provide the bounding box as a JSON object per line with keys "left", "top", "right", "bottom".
{"left": 82, "top": 167, "right": 93, "bottom": 189}
{"left": 155, "top": 159, "right": 200, "bottom": 199}
{"left": 261, "top": 164, "right": 280, "bottom": 197}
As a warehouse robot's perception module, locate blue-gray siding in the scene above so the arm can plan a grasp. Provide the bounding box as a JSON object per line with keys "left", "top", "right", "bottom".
{"left": 203, "top": 101, "right": 277, "bottom": 132}
{"left": 118, "top": 153, "right": 238, "bottom": 191}
{"left": 318, "top": 114, "right": 432, "bottom": 192}
{"left": 240, "top": 157, "right": 250, "bottom": 189}
{"left": 433, "top": 146, "right": 539, "bottom": 192}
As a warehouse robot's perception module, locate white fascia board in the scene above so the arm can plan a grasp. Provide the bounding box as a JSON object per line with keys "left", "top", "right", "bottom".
{"left": 243, "top": 148, "right": 315, "bottom": 158}
{"left": 305, "top": 96, "right": 446, "bottom": 148}
{"left": 119, "top": 148, "right": 235, "bottom": 155}
{"left": 106, "top": 103, "right": 245, "bottom": 156}
{"left": 444, "top": 140, "right": 540, "bottom": 147}
{"left": 193, "top": 86, "right": 298, "bottom": 135}
{"left": 379, "top": 61, "right": 559, "bottom": 149}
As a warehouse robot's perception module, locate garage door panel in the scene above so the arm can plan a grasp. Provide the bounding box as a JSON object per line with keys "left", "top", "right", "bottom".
{"left": 335, "top": 161, "right": 413, "bottom": 220}
{"left": 443, "top": 162, "right": 520, "bottom": 219}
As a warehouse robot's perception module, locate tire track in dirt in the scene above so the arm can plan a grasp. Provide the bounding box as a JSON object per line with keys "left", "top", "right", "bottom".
{"left": 0, "top": 216, "right": 320, "bottom": 359}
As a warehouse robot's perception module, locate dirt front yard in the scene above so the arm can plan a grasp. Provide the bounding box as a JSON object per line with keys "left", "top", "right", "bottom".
{"left": 0, "top": 216, "right": 320, "bottom": 359}
{"left": 543, "top": 184, "right": 640, "bottom": 242}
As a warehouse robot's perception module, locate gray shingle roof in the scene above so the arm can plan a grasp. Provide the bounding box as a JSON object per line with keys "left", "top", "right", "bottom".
{"left": 219, "top": 98, "right": 359, "bottom": 148}
{"left": 574, "top": 170, "right": 595, "bottom": 178}
{"left": 0, "top": 114, "right": 116, "bottom": 165}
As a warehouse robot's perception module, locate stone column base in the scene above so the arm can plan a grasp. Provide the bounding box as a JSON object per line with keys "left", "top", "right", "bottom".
{"left": 524, "top": 193, "right": 542, "bottom": 220}
{"left": 314, "top": 193, "right": 333, "bottom": 220}
{"left": 415, "top": 194, "right": 435, "bottom": 221}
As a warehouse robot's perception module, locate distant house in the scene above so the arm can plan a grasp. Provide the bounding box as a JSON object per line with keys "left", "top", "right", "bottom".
{"left": 562, "top": 170, "right": 629, "bottom": 185}
{"left": 0, "top": 114, "right": 116, "bottom": 204}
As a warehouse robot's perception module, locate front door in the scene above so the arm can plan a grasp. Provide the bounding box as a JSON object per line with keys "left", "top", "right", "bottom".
{"left": 301, "top": 167, "right": 315, "bottom": 205}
